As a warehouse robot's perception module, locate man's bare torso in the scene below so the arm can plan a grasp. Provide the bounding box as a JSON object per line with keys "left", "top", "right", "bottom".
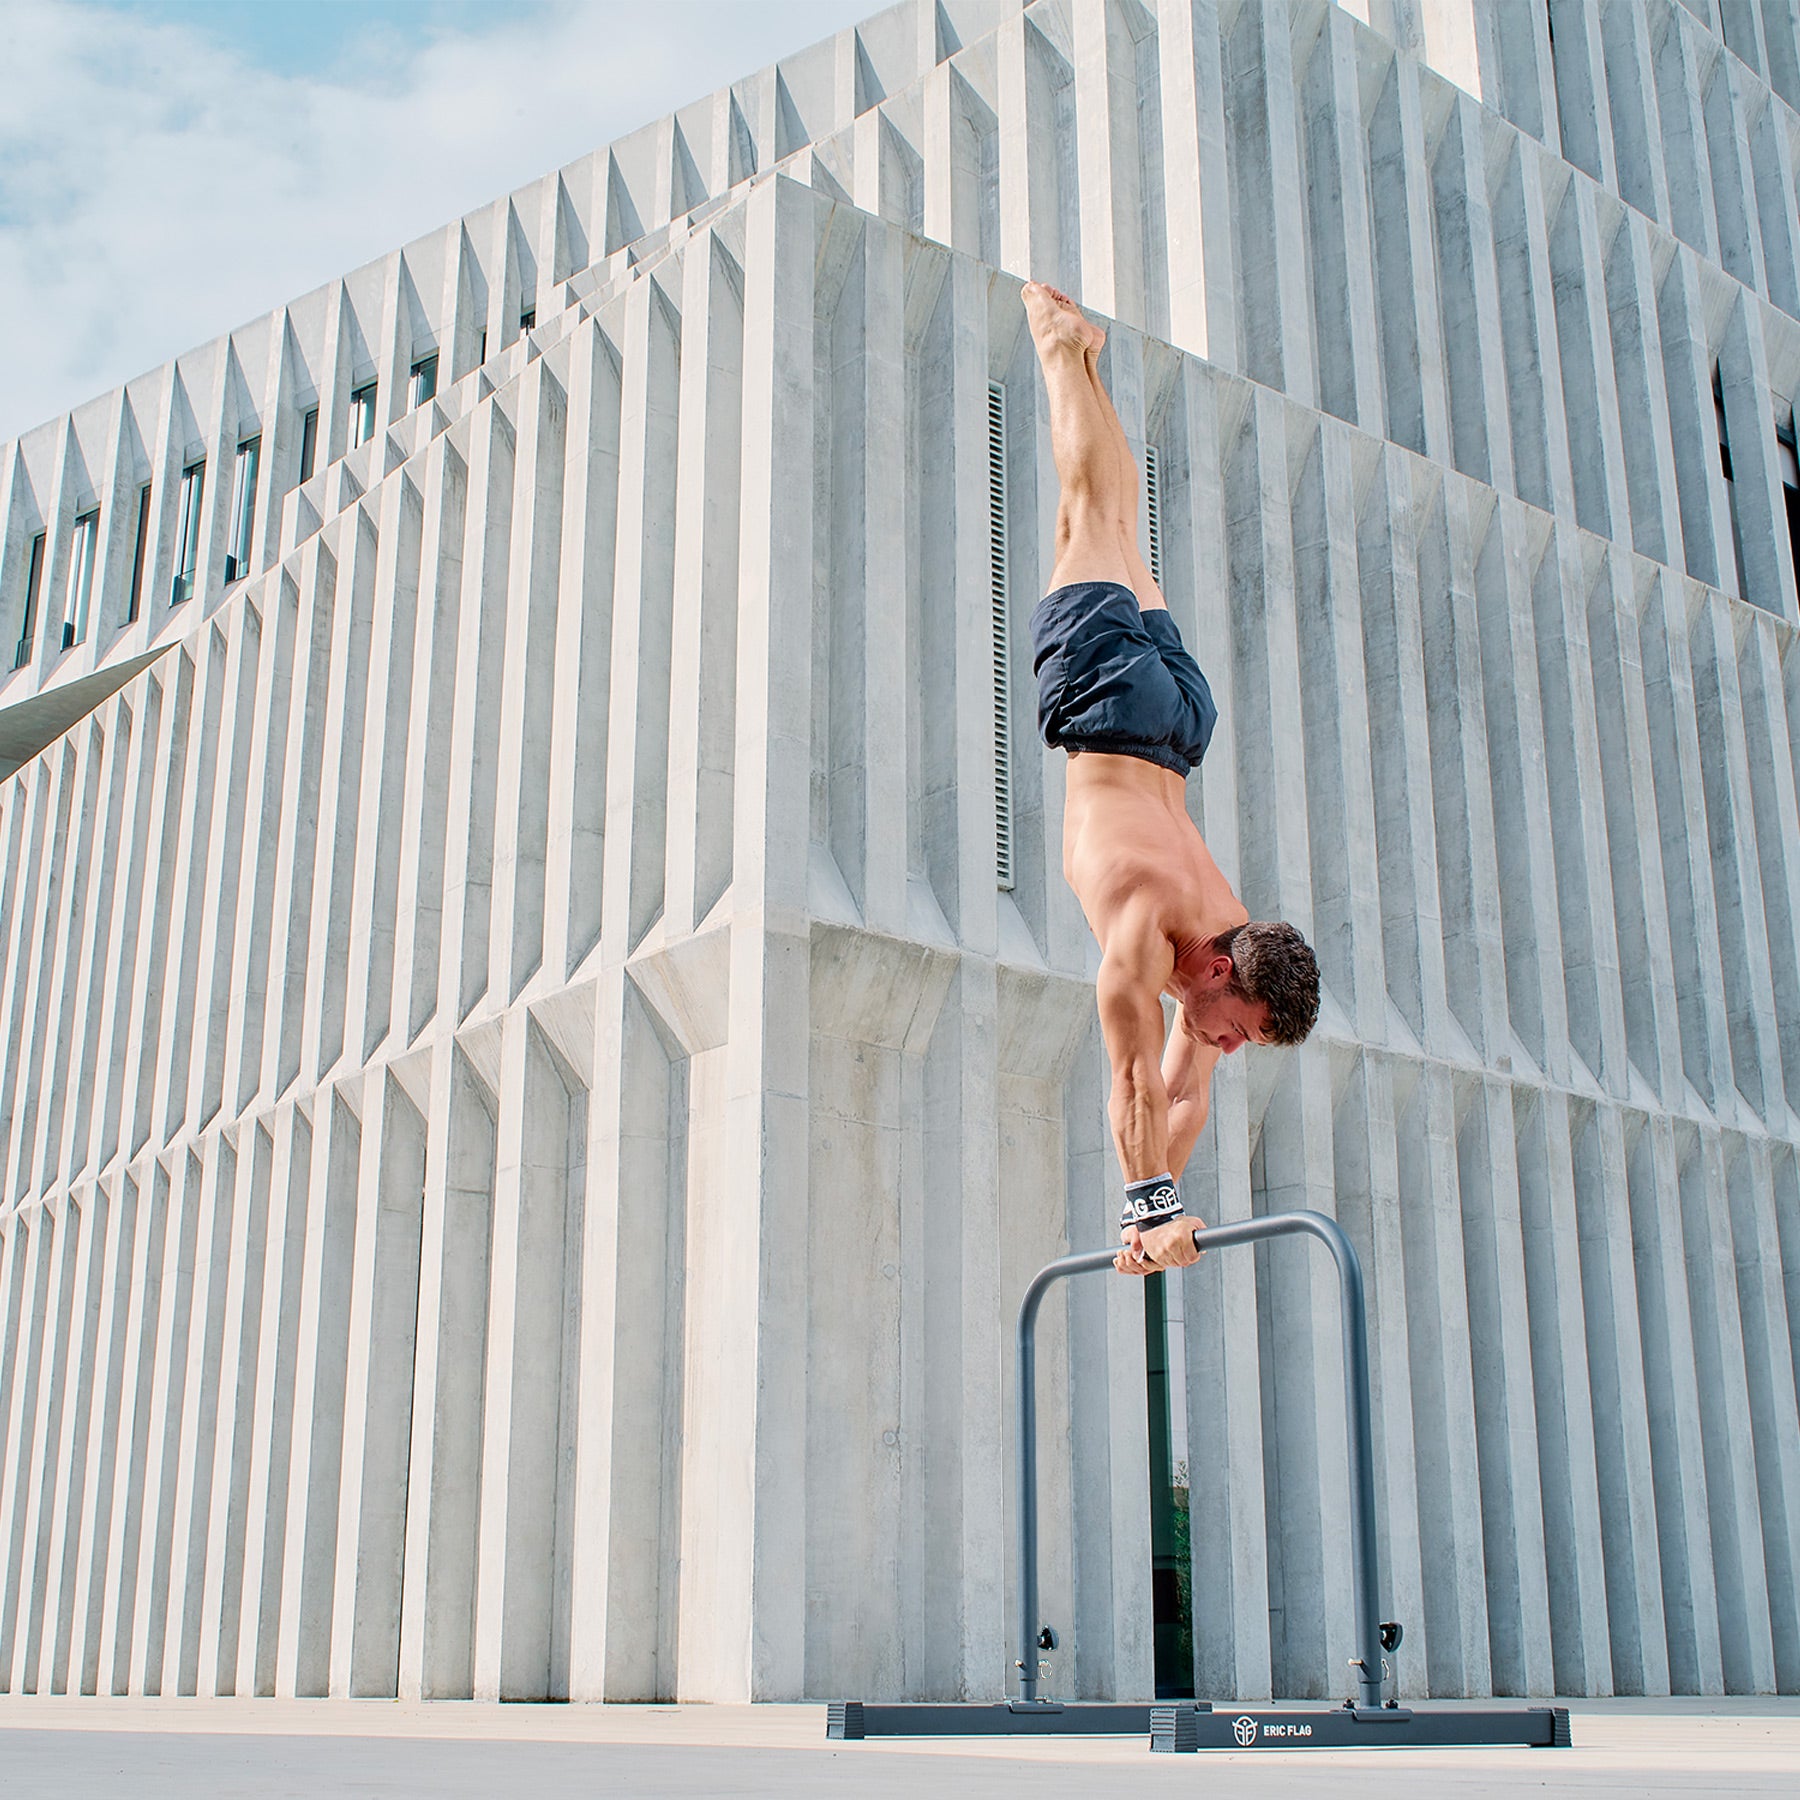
{"left": 1062, "top": 751, "right": 1246, "bottom": 1009}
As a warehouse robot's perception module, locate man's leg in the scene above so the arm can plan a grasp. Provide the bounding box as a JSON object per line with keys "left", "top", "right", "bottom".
{"left": 1083, "top": 345, "right": 1167, "bottom": 613}
{"left": 1025, "top": 284, "right": 1136, "bottom": 595}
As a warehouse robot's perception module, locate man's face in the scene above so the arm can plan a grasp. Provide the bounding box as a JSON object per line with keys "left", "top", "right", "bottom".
{"left": 1185, "top": 971, "right": 1273, "bottom": 1054}
{"left": 1199, "top": 998, "right": 1271, "bottom": 1055}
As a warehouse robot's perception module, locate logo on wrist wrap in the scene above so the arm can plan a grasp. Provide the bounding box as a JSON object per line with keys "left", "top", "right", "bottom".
{"left": 1120, "top": 1175, "right": 1182, "bottom": 1231}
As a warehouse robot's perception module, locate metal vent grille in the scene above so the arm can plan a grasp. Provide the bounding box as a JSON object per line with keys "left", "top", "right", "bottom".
{"left": 1144, "top": 442, "right": 1164, "bottom": 590}
{"left": 988, "top": 381, "right": 1015, "bottom": 892}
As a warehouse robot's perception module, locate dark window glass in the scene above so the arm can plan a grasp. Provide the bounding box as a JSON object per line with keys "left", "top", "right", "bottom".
{"left": 1780, "top": 413, "right": 1800, "bottom": 607}
{"left": 1785, "top": 486, "right": 1800, "bottom": 607}
{"left": 1145, "top": 1275, "right": 1194, "bottom": 1699}
{"left": 519, "top": 306, "right": 535, "bottom": 335}
{"left": 172, "top": 461, "right": 204, "bottom": 605}
{"left": 1714, "top": 366, "right": 1734, "bottom": 480}
{"left": 299, "top": 407, "right": 319, "bottom": 483}
{"left": 15, "top": 530, "right": 45, "bottom": 668}
{"left": 225, "top": 437, "right": 260, "bottom": 582}
{"left": 127, "top": 482, "right": 152, "bottom": 623}
{"left": 1714, "top": 366, "right": 1748, "bottom": 600}
{"left": 62, "top": 510, "right": 99, "bottom": 648}
{"left": 410, "top": 354, "right": 438, "bottom": 408}
{"left": 350, "top": 383, "right": 377, "bottom": 448}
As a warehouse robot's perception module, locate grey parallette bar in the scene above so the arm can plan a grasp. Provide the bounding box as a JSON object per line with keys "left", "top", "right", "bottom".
{"left": 1014, "top": 1211, "right": 1382, "bottom": 1710}
{"left": 833, "top": 1211, "right": 1568, "bottom": 1752}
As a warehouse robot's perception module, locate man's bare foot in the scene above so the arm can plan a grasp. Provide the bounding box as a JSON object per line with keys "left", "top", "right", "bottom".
{"left": 1023, "top": 280, "right": 1105, "bottom": 357}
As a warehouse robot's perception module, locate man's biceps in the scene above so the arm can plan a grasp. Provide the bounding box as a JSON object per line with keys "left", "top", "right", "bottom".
{"left": 1098, "top": 982, "right": 1164, "bottom": 1048}
{"left": 1101, "top": 928, "right": 1174, "bottom": 987}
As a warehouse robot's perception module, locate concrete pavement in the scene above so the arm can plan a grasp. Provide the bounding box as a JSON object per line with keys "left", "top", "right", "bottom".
{"left": 2, "top": 1697, "right": 1797, "bottom": 1797}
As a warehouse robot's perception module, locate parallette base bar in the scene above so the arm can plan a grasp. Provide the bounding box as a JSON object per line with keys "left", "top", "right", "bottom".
{"left": 825, "top": 1699, "right": 1571, "bottom": 1750}
{"left": 1150, "top": 1703, "right": 1572, "bottom": 1752}
{"left": 827, "top": 1699, "right": 1186, "bottom": 1738}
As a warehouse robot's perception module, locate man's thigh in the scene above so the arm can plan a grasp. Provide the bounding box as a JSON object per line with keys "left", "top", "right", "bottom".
{"left": 1119, "top": 525, "right": 1167, "bottom": 613}
{"left": 1048, "top": 520, "right": 1135, "bottom": 595}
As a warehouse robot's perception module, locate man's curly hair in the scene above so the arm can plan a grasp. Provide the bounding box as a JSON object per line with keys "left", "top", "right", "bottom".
{"left": 1214, "top": 921, "right": 1320, "bottom": 1046}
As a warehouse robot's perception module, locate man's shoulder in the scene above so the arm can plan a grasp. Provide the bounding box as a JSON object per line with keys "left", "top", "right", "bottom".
{"left": 1096, "top": 887, "right": 1177, "bottom": 954}
{"left": 1096, "top": 900, "right": 1178, "bottom": 993}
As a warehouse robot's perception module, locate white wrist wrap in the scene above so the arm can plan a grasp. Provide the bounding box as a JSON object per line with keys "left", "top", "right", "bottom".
{"left": 1120, "top": 1173, "right": 1183, "bottom": 1232}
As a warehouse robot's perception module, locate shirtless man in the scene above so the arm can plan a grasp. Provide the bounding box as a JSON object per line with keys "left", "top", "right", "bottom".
{"left": 1022, "top": 281, "right": 1320, "bottom": 1279}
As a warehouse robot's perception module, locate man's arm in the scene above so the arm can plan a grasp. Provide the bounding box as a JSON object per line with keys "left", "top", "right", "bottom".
{"left": 1161, "top": 1004, "right": 1222, "bottom": 1180}
{"left": 1108, "top": 992, "right": 1218, "bottom": 1279}
{"left": 1095, "top": 924, "right": 1176, "bottom": 1182}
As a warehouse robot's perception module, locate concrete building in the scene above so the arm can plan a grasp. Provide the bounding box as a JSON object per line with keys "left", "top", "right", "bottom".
{"left": 1, "top": 0, "right": 1799, "bottom": 1710}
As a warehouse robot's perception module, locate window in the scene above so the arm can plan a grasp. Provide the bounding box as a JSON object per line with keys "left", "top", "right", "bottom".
{"left": 1144, "top": 444, "right": 1165, "bottom": 591}
{"left": 479, "top": 328, "right": 488, "bottom": 364}
{"left": 62, "top": 510, "right": 98, "bottom": 648}
{"left": 350, "top": 382, "right": 377, "bottom": 448}
{"left": 1145, "top": 1271, "right": 1194, "bottom": 1698}
{"left": 987, "top": 381, "right": 1014, "bottom": 892}
{"left": 519, "top": 306, "right": 535, "bottom": 336}
{"left": 409, "top": 353, "right": 438, "bottom": 408}
{"left": 299, "top": 407, "right": 319, "bottom": 483}
{"left": 225, "top": 436, "right": 260, "bottom": 582}
{"left": 1778, "top": 411, "right": 1800, "bottom": 605}
{"left": 127, "top": 483, "right": 151, "bottom": 623}
{"left": 1714, "top": 365, "right": 1733, "bottom": 480}
{"left": 171, "top": 460, "right": 204, "bottom": 605}
{"left": 1714, "top": 364, "right": 1749, "bottom": 600}
{"left": 14, "top": 531, "right": 45, "bottom": 668}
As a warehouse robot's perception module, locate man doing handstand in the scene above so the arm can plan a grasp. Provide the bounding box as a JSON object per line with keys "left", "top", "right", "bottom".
{"left": 1022, "top": 282, "right": 1320, "bottom": 1279}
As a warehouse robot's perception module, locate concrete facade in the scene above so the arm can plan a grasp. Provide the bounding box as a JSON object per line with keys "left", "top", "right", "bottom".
{"left": 1, "top": 0, "right": 1799, "bottom": 1708}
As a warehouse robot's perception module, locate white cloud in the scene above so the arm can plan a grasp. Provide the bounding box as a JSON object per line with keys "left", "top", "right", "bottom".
{"left": 0, "top": 0, "right": 878, "bottom": 442}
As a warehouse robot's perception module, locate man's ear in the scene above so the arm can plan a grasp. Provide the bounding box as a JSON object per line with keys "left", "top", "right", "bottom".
{"left": 1209, "top": 954, "right": 1235, "bottom": 987}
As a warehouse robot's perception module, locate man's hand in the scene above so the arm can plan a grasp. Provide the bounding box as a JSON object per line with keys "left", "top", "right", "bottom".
{"left": 1114, "top": 1215, "right": 1204, "bottom": 1276}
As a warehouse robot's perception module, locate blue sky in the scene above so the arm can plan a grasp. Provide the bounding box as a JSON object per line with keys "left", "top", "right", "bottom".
{"left": 88, "top": 1, "right": 547, "bottom": 75}
{"left": 1, "top": 0, "right": 883, "bottom": 441}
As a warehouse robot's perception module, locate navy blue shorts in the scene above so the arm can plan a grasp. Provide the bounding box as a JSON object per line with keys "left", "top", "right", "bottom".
{"left": 1030, "top": 581, "right": 1218, "bottom": 777}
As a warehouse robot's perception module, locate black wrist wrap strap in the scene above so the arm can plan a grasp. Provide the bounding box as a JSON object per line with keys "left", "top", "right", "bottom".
{"left": 1120, "top": 1173, "right": 1183, "bottom": 1233}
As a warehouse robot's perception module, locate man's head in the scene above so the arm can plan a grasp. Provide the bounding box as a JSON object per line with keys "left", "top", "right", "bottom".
{"left": 1187, "top": 922, "right": 1320, "bottom": 1052}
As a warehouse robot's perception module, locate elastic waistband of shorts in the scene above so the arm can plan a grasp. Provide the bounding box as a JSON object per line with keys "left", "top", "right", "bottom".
{"left": 1037, "top": 578, "right": 1138, "bottom": 608}
{"left": 1062, "top": 735, "right": 1191, "bottom": 777}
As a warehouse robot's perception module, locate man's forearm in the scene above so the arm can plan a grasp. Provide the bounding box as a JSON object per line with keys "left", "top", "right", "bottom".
{"left": 1165, "top": 1094, "right": 1207, "bottom": 1180}
{"left": 1108, "top": 1073, "right": 1169, "bottom": 1182}
{"left": 1160, "top": 1020, "right": 1217, "bottom": 1183}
